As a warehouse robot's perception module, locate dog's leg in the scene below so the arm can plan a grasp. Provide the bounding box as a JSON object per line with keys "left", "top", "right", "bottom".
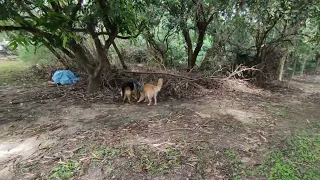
{"left": 153, "top": 92, "right": 158, "bottom": 105}
{"left": 144, "top": 94, "right": 148, "bottom": 103}
{"left": 123, "top": 94, "right": 126, "bottom": 103}
{"left": 143, "top": 93, "right": 148, "bottom": 102}
{"left": 132, "top": 89, "right": 137, "bottom": 101}
{"left": 147, "top": 93, "right": 153, "bottom": 106}
{"left": 133, "top": 94, "right": 137, "bottom": 101}
{"left": 137, "top": 93, "right": 144, "bottom": 103}
{"left": 128, "top": 95, "right": 131, "bottom": 104}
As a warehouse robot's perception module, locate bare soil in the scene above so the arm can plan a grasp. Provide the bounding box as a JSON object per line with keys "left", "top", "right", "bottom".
{"left": 0, "top": 75, "right": 319, "bottom": 180}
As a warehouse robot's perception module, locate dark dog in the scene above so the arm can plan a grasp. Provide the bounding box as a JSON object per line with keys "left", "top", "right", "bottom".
{"left": 120, "top": 81, "right": 140, "bottom": 103}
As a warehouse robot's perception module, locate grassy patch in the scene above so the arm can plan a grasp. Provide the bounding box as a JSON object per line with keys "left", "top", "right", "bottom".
{"left": 0, "top": 60, "right": 30, "bottom": 73}
{"left": 75, "top": 148, "right": 88, "bottom": 156}
{"left": 134, "top": 145, "right": 183, "bottom": 175}
{"left": 72, "top": 144, "right": 184, "bottom": 177}
{"left": 225, "top": 150, "right": 237, "bottom": 160}
{"left": 18, "top": 45, "right": 56, "bottom": 64}
{"left": 244, "top": 122, "right": 320, "bottom": 180}
{"left": 48, "top": 160, "right": 79, "bottom": 180}
{"left": 0, "top": 60, "right": 34, "bottom": 85}
{"left": 275, "top": 109, "right": 288, "bottom": 118}
{"left": 263, "top": 135, "right": 319, "bottom": 179}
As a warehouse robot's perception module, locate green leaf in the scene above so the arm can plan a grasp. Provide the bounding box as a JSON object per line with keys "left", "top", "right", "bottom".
{"left": 8, "top": 41, "right": 18, "bottom": 50}
{"left": 62, "top": 36, "right": 67, "bottom": 48}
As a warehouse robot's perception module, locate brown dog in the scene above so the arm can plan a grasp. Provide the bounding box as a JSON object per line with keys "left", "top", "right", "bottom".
{"left": 137, "top": 78, "right": 163, "bottom": 105}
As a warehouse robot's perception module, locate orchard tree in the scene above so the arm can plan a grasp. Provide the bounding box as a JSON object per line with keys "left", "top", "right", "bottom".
{"left": 162, "top": 0, "right": 231, "bottom": 70}
{"left": 0, "top": 0, "right": 146, "bottom": 92}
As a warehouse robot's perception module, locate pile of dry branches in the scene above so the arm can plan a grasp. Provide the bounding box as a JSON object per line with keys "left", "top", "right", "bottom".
{"left": 100, "top": 64, "right": 259, "bottom": 100}
{"left": 30, "top": 62, "right": 261, "bottom": 101}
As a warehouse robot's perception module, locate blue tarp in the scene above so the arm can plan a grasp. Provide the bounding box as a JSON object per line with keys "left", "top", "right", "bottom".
{"left": 52, "top": 70, "right": 80, "bottom": 85}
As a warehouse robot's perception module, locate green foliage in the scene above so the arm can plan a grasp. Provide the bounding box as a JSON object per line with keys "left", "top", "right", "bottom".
{"left": 1, "top": 0, "right": 319, "bottom": 81}
{"left": 48, "top": 160, "right": 79, "bottom": 180}
{"left": 267, "top": 135, "right": 320, "bottom": 179}
{"left": 225, "top": 150, "right": 237, "bottom": 160}
{"left": 252, "top": 125, "right": 320, "bottom": 180}
{"left": 18, "top": 45, "right": 56, "bottom": 63}
{"left": 0, "top": 32, "right": 7, "bottom": 41}
{"left": 0, "top": 0, "right": 148, "bottom": 90}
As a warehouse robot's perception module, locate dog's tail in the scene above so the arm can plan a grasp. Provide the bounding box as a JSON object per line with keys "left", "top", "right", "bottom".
{"left": 157, "top": 78, "right": 163, "bottom": 89}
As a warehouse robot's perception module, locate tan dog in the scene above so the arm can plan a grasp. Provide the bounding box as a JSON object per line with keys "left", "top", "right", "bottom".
{"left": 137, "top": 78, "right": 163, "bottom": 105}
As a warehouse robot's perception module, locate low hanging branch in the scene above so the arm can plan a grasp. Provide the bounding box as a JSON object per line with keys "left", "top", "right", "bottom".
{"left": 118, "top": 64, "right": 260, "bottom": 84}
{"left": 120, "top": 70, "right": 196, "bottom": 80}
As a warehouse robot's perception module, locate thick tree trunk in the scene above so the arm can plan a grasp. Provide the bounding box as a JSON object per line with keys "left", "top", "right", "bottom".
{"left": 71, "top": 40, "right": 103, "bottom": 93}
{"left": 191, "top": 23, "right": 207, "bottom": 69}
{"left": 182, "top": 22, "right": 208, "bottom": 70}
{"left": 87, "top": 74, "right": 101, "bottom": 93}
{"left": 112, "top": 41, "right": 127, "bottom": 70}
{"left": 190, "top": 54, "right": 197, "bottom": 68}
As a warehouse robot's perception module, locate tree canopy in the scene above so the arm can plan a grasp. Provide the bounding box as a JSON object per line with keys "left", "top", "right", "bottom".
{"left": 0, "top": 0, "right": 319, "bottom": 92}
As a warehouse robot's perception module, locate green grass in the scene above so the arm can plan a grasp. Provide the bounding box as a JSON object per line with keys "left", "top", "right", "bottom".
{"left": 0, "top": 60, "right": 33, "bottom": 86}
{"left": 225, "top": 150, "right": 237, "bottom": 160}
{"left": 244, "top": 121, "right": 320, "bottom": 180}
{"left": 0, "top": 60, "right": 30, "bottom": 73}
{"left": 48, "top": 160, "right": 79, "bottom": 180}
{"left": 72, "top": 144, "right": 183, "bottom": 178}
{"left": 136, "top": 146, "right": 182, "bottom": 175}
{"left": 18, "top": 45, "right": 56, "bottom": 63}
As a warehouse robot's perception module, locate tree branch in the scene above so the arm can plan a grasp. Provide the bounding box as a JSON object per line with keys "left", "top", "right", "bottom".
{"left": 96, "top": 30, "right": 143, "bottom": 39}
{"left": 120, "top": 70, "right": 195, "bottom": 80}
{"left": 19, "top": 2, "right": 38, "bottom": 19}
{"left": 71, "top": 0, "right": 83, "bottom": 20}
{"left": 0, "top": 26, "right": 37, "bottom": 33}
{"left": 69, "top": 0, "right": 83, "bottom": 27}
{"left": 207, "top": 12, "right": 216, "bottom": 23}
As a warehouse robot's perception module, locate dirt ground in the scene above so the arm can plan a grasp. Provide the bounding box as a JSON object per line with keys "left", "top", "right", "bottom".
{"left": 0, "top": 74, "right": 319, "bottom": 180}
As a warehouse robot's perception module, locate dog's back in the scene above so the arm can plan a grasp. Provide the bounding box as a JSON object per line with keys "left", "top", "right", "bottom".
{"left": 138, "top": 78, "right": 163, "bottom": 105}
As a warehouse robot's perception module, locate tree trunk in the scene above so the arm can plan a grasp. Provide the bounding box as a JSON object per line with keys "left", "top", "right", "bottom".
{"left": 278, "top": 54, "right": 287, "bottom": 81}
{"left": 300, "top": 58, "right": 307, "bottom": 75}
{"left": 112, "top": 41, "right": 127, "bottom": 70}
{"left": 87, "top": 74, "right": 101, "bottom": 93}
{"left": 190, "top": 54, "right": 197, "bottom": 68}
{"left": 71, "top": 40, "right": 103, "bottom": 93}
{"left": 291, "top": 57, "right": 297, "bottom": 78}
{"left": 191, "top": 23, "right": 207, "bottom": 69}
{"left": 181, "top": 27, "right": 194, "bottom": 70}
{"left": 182, "top": 21, "right": 208, "bottom": 70}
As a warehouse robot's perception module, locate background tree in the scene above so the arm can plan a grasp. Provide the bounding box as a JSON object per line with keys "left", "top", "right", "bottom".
{"left": 161, "top": 0, "right": 231, "bottom": 70}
